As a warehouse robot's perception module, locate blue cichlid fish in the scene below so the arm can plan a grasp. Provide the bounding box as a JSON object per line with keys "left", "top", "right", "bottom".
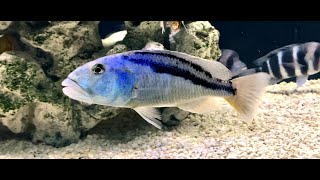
{"left": 217, "top": 49, "right": 248, "bottom": 76}
{"left": 237, "top": 42, "right": 320, "bottom": 88}
{"left": 62, "top": 46, "right": 271, "bottom": 129}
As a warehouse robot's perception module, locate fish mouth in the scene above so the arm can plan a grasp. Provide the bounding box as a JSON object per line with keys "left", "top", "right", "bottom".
{"left": 61, "top": 78, "right": 93, "bottom": 104}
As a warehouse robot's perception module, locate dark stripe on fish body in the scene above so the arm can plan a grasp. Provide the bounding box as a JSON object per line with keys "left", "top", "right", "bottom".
{"left": 123, "top": 52, "right": 235, "bottom": 95}
{"left": 261, "top": 63, "right": 269, "bottom": 74}
{"left": 268, "top": 55, "right": 283, "bottom": 79}
{"left": 297, "top": 47, "right": 308, "bottom": 75}
{"left": 313, "top": 45, "right": 320, "bottom": 71}
{"left": 226, "top": 54, "right": 236, "bottom": 70}
{"left": 134, "top": 51, "right": 212, "bottom": 78}
{"left": 281, "top": 49, "right": 296, "bottom": 77}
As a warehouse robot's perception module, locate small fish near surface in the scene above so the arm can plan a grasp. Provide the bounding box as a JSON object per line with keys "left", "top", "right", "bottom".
{"left": 236, "top": 42, "right": 320, "bottom": 88}
{"left": 62, "top": 45, "right": 271, "bottom": 129}
{"left": 217, "top": 49, "right": 248, "bottom": 76}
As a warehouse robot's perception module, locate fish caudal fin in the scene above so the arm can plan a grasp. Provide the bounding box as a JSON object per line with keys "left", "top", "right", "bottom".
{"left": 224, "top": 72, "right": 271, "bottom": 120}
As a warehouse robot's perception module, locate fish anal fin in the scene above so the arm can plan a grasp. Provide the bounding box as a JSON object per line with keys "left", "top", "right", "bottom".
{"left": 134, "top": 107, "right": 163, "bottom": 129}
{"left": 296, "top": 75, "right": 309, "bottom": 88}
{"left": 177, "top": 97, "right": 223, "bottom": 114}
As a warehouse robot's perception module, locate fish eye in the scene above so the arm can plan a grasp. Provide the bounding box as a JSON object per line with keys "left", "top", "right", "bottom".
{"left": 92, "top": 64, "right": 105, "bottom": 75}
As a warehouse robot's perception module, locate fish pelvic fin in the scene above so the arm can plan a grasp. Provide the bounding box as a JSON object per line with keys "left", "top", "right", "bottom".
{"left": 224, "top": 72, "right": 271, "bottom": 120}
{"left": 134, "top": 107, "right": 163, "bottom": 129}
{"left": 296, "top": 75, "right": 309, "bottom": 88}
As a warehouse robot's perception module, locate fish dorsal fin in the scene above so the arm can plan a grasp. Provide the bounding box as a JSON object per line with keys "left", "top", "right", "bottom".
{"left": 177, "top": 97, "right": 224, "bottom": 114}
{"left": 254, "top": 44, "right": 300, "bottom": 66}
{"left": 134, "top": 107, "right": 163, "bottom": 129}
{"left": 135, "top": 50, "right": 233, "bottom": 81}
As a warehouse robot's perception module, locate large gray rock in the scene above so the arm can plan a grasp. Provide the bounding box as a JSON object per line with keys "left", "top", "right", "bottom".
{"left": 0, "top": 21, "right": 122, "bottom": 147}
{"left": 172, "top": 21, "right": 221, "bottom": 60}
{"left": 123, "top": 21, "right": 164, "bottom": 50}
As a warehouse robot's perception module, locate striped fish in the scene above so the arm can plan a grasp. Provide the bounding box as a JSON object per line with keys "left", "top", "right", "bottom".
{"left": 237, "top": 42, "right": 320, "bottom": 87}
{"left": 217, "top": 49, "right": 248, "bottom": 76}
{"left": 62, "top": 45, "right": 270, "bottom": 129}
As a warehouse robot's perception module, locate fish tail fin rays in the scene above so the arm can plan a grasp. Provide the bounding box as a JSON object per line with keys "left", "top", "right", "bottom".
{"left": 224, "top": 72, "right": 271, "bottom": 120}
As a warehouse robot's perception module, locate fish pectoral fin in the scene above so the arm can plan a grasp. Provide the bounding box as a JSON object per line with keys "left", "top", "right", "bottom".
{"left": 296, "top": 75, "right": 309, "bottom": 88}
{"left": 131, "top": 84, "right": 139, "bottom": 98}
{"left": 177, "top": 97, "right": 222, "bottom": 114}
{"left": 133, "top": 107, "right": 163, "bottom": 129}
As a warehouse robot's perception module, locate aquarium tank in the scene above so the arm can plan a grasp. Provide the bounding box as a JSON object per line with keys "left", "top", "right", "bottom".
{"left": 0, "top": 21, "right": 319, "bottom": 159}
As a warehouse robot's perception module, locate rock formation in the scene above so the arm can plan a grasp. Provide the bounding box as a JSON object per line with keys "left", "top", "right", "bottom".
{"left": 0, "top": 21, "right": 221, "bottom": 147}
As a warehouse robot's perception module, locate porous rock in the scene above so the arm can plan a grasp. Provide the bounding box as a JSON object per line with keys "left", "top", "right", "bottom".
{"left": 0, "top": 22, "right": 122, "bottom": 147}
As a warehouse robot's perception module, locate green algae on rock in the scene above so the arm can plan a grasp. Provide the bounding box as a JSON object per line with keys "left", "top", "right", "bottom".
{"left": 0, "top": 21, "right": 123, "bottom": 147}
